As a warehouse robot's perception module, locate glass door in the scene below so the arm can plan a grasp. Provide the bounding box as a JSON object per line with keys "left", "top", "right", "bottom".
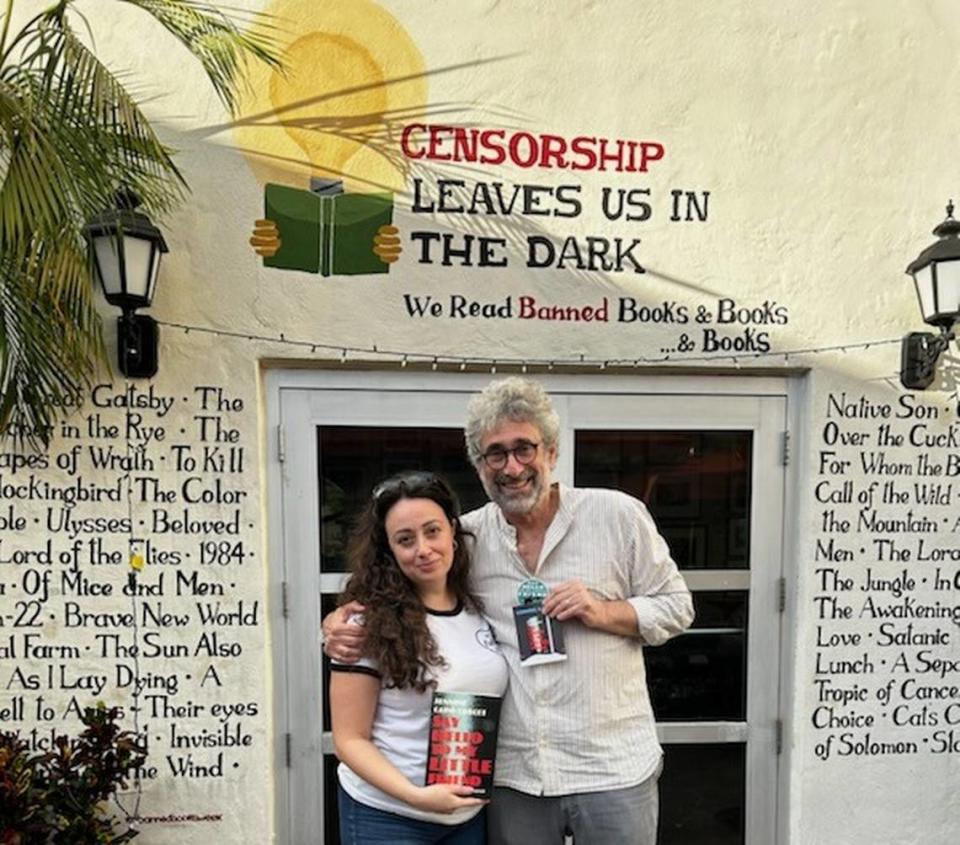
{"left": 267, "top": 372, "right": 787, "bottom": 844}
{"left": 269, "top": 379, "right": 477, "bottom": 845}
{"left": 564, "top": 393, "right": 786, "bottom": 845}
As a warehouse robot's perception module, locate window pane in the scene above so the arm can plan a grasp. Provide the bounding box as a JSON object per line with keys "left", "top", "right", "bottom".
{"left": 660, "top": 743, "right": 745, "bottom": 845}
{"left": 324, "top": 753, "right": 341, "bottom": 845}
{"left": 321, "top": 593, "right": 337, "bottom": 732}
{"left": 647, "top": 591, "right": 747, "bottom": 721}
{"left": 574, "top": 430, "right": 752, "bottom": 569}
{"left": 318, "top": 426, "right": 486, "bottom": 571}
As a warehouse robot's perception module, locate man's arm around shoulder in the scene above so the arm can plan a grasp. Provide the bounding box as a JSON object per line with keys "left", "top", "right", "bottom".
{"left": 322, "top": 601, "right": 368, "bottom": 662}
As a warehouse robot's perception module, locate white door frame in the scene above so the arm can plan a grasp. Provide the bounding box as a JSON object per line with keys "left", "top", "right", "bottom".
{"left": 264, "top": 369, "right": 796, "bottom": 845}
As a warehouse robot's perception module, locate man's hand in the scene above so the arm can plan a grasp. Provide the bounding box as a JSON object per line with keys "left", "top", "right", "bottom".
{"left": 543, "top": 581, "right": 640, "bottom": 637}
{"left": 543, "top": 580, "right": 607, "bottom": 628}
{"left": 322, "top": 600, "right": 368, "bottom": 662}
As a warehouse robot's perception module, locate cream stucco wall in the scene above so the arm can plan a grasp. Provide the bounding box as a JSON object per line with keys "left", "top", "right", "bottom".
{"left": 3, "top": 1, "right": 960, "bottom": 843}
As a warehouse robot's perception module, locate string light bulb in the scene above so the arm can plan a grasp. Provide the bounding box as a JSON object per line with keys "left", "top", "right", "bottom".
{"left": 155, "top": 320, "right": 902, "bottom": 370}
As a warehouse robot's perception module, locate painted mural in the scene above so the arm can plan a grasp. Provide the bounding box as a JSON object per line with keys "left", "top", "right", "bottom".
{"left": 231, "top": 0, "right": 794, "bottom": 362}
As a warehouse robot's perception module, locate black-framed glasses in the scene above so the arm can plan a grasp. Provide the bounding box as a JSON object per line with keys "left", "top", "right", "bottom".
{"left": 479, "top": 441, "right": 540, "bottom": 470}
{"left": 371, "top": 471, "right": 439, "bottom": 502}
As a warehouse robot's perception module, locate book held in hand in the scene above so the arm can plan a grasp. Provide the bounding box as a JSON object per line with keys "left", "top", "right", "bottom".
{"left": 513, "top": 603, "right": 567, "bottom": 666}
{"left": 425, "top": 691, "right": 502, "bottom": 799}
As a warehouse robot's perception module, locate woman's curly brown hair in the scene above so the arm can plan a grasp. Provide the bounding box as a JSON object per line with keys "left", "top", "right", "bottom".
{"left": 339, "top": 472, "right": 481, "bottom": 692}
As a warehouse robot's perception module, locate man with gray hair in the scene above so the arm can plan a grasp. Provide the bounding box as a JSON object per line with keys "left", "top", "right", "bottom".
{"left": 325, "top": 377, "right": 693, "bottom": 844}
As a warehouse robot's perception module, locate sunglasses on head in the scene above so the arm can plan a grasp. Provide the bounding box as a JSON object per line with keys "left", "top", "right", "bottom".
{"left": 371, "top": 471, "right": 442, "bottom": 503}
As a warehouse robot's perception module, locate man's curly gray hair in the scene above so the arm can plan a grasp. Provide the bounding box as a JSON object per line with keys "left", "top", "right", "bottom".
{"left": 464, "top": 377, "right": 560, "bottom": 465}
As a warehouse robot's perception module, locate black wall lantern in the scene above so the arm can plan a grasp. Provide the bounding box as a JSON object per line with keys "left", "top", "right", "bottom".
{"left": 84, "top": 189, "right": 168, "bottom": 378}
{"left": 900, "top": 202, "right": 960, "bottom": 390}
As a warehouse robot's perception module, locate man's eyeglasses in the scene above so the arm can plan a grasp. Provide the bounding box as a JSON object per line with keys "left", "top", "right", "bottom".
{"left": 478, "top": 441, "right": 540, "bottom": 470}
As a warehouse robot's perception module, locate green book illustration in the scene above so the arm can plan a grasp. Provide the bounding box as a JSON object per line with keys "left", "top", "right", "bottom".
{"left": 264, "top": 181, "right": 393, "bottom": 276}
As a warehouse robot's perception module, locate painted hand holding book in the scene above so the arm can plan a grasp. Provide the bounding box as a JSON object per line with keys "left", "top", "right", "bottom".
{"left": 425, "top": 691, "right": 502, "bottom": 799}
{"left": 263, "top": 180, "right": 393, "bottom": 275}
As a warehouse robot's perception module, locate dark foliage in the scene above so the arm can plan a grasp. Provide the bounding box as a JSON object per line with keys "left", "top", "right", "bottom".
{"left": 0, "top": 705, "right": 147, "bottom": 844}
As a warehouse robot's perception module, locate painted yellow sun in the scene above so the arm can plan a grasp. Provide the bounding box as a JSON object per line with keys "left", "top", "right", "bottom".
{"left": 235, "top": 0, "right": 426, "bottom": 193}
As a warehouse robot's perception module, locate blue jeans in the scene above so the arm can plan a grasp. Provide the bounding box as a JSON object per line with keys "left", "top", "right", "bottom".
{"left": 337, "top": 787, "right": 486, "bottom": 845}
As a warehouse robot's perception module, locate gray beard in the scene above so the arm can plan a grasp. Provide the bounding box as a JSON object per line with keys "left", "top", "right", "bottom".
{"left": 483, "top": 470, "right": 544, "bottom": 515}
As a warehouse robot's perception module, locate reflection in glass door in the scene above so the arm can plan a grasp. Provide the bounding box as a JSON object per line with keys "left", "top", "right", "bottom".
{"left": 577, "top": 430, "right": 751, "bottom": 843}
{"left": 566, "top": 393, "right": 786, "bottom": 845}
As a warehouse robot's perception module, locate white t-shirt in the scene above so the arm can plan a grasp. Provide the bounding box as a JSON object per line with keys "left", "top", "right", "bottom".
{"left": 332, "top": 602, "right": 509, "bottom": 825}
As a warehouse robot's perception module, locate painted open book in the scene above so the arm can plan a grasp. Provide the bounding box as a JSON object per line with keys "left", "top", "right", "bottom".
{"left": 263, "top": 180, "right": 393, "bottom": 276}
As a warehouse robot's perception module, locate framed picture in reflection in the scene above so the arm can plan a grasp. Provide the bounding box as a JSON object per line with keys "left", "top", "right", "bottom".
{"left": 728, "top": 474, "right": 749, "bottom": 515}
{"left": 646, "top": 472, "right": 701, "bottom": 519}
{"left": 661, "top": 524, "right": 707, "bottom": 569}
{"left": 728, "top": 517, "right": 748, "bottom": 564}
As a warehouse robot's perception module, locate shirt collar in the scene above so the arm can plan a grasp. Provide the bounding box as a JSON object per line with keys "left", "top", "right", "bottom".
{"left": 492, "top": 483, "right": 576, "bottom": 572}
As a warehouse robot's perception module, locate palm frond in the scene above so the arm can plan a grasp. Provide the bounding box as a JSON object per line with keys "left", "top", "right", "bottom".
{"left": 0, "top": 1, "right": 279, "bottom": 448}
{"left": 0, "top": 243, "right": 103, "bottom": 449}
{"left": 3, "top": 19, "right": 185, "bottom": 219}
{"left": 118, "top": 0, "right": 281, "bottom": 113}
{"left": 0, "top": 71, "right": 76, "bottom": 252}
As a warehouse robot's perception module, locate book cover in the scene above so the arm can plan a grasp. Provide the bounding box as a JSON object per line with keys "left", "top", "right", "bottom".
{"left": 425, "top": 691, "right": 502, "bottom": 799}
{"left": 263, "top": 183, "right": 322, "bottom": 272}
{"left": 513, "top": 604, "right": 567, "bottom": 666}
{"left": 263, "top": 183, "right": 393, "bottom": 276}
{"left": 326, "top": 192, "right": 393, "bottom": 277}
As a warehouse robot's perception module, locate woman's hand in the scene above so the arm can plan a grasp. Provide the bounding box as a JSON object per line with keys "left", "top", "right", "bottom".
{"left": 411, "top": 783, "right": 486, "bottom": 814}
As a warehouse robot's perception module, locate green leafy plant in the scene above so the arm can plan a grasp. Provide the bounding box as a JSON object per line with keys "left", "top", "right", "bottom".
{"left": 0, "top": 0, "right": 278, "bottom": 449}
{"left": 0, "top": 704, "right": 148, "bottom": 843}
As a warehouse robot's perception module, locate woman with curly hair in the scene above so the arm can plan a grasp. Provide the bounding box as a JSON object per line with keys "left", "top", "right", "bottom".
{"left": 330, "top": 471, "right": 508, "bottom": 844}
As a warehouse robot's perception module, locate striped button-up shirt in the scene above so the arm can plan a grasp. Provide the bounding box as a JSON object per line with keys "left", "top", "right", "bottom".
{"left": 461, "top": 484, "right": 694, "bottom": 796}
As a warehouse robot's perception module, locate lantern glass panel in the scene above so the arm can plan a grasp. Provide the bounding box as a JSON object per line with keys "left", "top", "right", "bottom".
{"left": 122, "top": 235, "right": 154, "bottom": 302}
{"left": 93, "top": 235, "right": 124, "bottom": 298}
{"left": 913, "top": 264, "right": 936, "bottom": 323}
{"left": 933, "top": 257, "right": 960, "bottom": 321}
{"left": 146, "top": 244, "right": 161, "bottom": 303}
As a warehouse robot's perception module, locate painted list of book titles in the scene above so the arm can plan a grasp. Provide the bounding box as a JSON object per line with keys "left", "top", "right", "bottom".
{"left": 810, "top": 392, "right": 960, "bottom": 762}
{"left": 0, "top": 383, "right": 261, "bottom": 791}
